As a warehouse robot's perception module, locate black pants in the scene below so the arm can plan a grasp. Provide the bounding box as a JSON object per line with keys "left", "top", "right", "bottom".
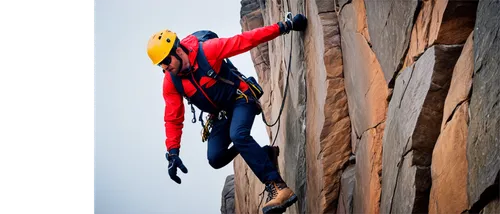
{"left": 206, "top": 97, "right": 280, "bottom": 183}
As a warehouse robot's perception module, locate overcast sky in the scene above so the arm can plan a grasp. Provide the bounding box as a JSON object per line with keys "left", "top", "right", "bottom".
{"left": 95, "top": 0, "right": 270, "bottom": 213}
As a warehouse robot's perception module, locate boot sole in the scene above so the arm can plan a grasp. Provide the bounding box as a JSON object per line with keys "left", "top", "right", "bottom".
{"left": 262, "top": 194, "right": 298, "bottom": 214}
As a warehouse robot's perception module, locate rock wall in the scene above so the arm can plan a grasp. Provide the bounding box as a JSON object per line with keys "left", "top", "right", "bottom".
{"left": 221, "top": 175, "right": 235, "bottom": 214}
{"left": 227, "top": 0, "right": 499, "bottom": 213}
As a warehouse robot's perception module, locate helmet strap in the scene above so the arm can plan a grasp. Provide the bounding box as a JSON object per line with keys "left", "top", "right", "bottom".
{"left": 172, "top": 52, "right": 184, "bottom": 75}
{"left": 175, "top": 44, "right": 192, "bottom": 76}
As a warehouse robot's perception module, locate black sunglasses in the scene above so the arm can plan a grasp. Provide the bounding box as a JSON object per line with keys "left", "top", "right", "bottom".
{"left": 157, "top": 55, "right": 172, "bottom": 67}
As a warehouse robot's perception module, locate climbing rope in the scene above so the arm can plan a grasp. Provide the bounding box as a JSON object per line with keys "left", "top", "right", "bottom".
{"left": 260, "top": 11, "right": 294, "bottom": 147}
{"left": 258, "top": 3, "right": 297, "bottom": 209}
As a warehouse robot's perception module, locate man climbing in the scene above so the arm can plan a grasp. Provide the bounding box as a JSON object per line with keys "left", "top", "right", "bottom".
{"left": 146, "top": 13, "right": 307, "bottom": 213}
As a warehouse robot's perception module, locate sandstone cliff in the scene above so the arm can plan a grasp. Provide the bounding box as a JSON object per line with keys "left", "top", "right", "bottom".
{"left": 225, "top": 0, "right": 499, "bottom": 213}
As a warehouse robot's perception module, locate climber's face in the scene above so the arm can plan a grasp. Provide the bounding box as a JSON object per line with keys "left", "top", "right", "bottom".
{"left": 160, "top": 47, "right": 190, "bottom": 76}
{"left": 160, "top": 55, "right": 180, "bottom": 75}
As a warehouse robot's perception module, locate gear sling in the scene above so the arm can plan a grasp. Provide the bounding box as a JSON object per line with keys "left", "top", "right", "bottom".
{"left": 169, "top": 30, "right": 264, "bottom": 141}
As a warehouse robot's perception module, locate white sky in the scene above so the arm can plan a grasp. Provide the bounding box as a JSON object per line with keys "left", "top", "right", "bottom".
{"left": 95, "top": 0, "right": 269, "bottom": 213}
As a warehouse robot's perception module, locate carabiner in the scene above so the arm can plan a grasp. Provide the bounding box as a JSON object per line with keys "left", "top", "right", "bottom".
{"left": 218, "top": 110, "right": 227, "bottom": 120}
{"left": 285, "top": 12, "right": 293, "bottom": 21}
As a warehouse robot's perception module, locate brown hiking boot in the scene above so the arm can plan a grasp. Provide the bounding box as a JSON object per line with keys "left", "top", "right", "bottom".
{"left": 263, "top": 145, "right": 280, "bottom": 171}
{"left": 262, "top": 181, "right": 298, "bottom": 214}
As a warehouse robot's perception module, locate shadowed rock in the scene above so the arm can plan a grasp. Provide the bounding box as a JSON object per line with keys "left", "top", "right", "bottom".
{"left": 428, "top": 32, "right": 474, "bottom": 214}
{"left": 381, "top": 45, "right": 462, "bottom": 213}
{"left": 336, "top": 165, "right": 355, "bottom": 214}
{"left": 221, "top": 175, "right": 235, "bottom": 214}
{"left": 467, "top": 0, "right": 500, "bottom": 211}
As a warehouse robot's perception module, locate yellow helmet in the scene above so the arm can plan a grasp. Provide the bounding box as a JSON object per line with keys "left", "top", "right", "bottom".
{"left": 147, "top": 29, "right": 179, "bottom": 65}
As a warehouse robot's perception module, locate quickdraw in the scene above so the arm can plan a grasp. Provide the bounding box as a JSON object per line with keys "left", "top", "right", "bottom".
{"left": 201, "top": 114, "right": 214, "bottom": 142}
{"left": 201, "top": 111, "right": 228, "bottom": 142}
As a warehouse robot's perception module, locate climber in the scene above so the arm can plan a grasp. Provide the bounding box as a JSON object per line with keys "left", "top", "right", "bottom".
{"left": 146, "top": 13, "right": 307, "bottom": 213}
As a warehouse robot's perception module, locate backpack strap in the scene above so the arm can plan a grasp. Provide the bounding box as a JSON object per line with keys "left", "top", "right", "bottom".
{"left": 169, "top": 72, "right": 186, "bottom": 98}
{"left": 196, "top": 42, "right": 217, "bottom": 79}
{"left": 197, "top": 42, "right": 235, "bottom": 86}
{"left": 196, "top": 43, "right": 263, "bottom": 101}
{"left": 167, "top": 45, "right": 220, "bottom": 110}
{"left": 169, "top": 43, "right": 228, "bottom": 98}
{"left": 225, "top": 58, "right": 239, "bottom": 74}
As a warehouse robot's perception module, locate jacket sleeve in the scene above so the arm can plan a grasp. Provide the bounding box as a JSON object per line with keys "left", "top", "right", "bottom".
{"left": 202, "top": 24, "right": 281, "bottom": 61}
{"left": 163, "top": 74, "right": 184, "bottom": 151}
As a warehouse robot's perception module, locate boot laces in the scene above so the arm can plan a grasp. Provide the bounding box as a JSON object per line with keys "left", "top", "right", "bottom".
{"left": 265, "top": 183, "right": 278, "bottom": 203}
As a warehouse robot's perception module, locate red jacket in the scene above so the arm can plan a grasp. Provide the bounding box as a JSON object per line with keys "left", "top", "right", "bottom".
{"left": 163, "top": 24, "right": 281, "bottom": 151}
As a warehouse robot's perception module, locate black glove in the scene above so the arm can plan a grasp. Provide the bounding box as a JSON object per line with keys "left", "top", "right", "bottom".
{"left": 166, "top": 148, "right": 188, "bottom": 184}
{"left": 278, "top": 14, "right": 308, "bottom": 34}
